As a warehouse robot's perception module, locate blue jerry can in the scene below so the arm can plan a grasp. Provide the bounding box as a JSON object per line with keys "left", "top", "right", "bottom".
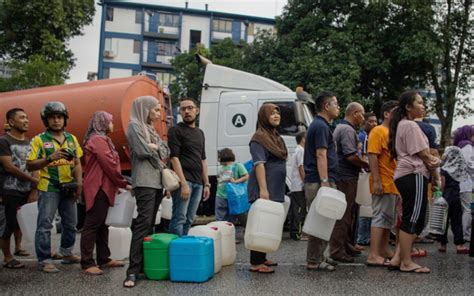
{"left": 169, "top": 236, "right": 214, "bottom": 283}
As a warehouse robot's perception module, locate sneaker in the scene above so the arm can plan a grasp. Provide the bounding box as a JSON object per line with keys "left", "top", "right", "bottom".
{"left": 41, "top": 263, "right": 60, "bottom": 273}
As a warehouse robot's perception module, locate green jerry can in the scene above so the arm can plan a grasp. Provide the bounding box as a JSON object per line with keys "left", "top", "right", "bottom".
{"left": 143, "top": 233, "right": 178, "bottom": 280}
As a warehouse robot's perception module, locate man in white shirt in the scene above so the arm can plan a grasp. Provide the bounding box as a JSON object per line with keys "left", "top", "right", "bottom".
{"left": 289, "top": 131, "right": 307, "bottom": 241}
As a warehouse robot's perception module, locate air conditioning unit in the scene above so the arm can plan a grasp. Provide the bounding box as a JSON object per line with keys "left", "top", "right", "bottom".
{"left": 103, "top": 50, "right": 115, "bottom": 58}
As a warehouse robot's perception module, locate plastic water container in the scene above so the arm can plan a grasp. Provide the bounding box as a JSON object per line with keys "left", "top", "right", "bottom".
{"left": 188, "top": 225, "right": 222, "bottom": 273}
{"left": 161, "top": 197, "right": 173, "bottom": 220}
{"left": 143, "top": 233, "right": 178, "bottom": 280}
{"left": 207, "top": 221, "right": 236, "bottom": 266}
{"left": 170, "top": 236, "right": 214, "bottom": 283}
{"left": 283, "top": 195, "right": 291, "bottom": 218}
{"left": 359, "top": 205, "right": 373, "bottom": 218}
{"left": 356, "top": 173, "right": 372, "bottom": 206}
{"left": 155, "top": 205, "right": 162, "bottom": 225}
{"left": 108, "top": 227, "right": 132, "bottom": 260}
{"left": 244, "top": 199, "right": 285, "bottom": 253}
{"left": 429, "top": 190, "right": 448, "bottom": 235}
{"left": 302, "top": 195, "right": 336, "bottom": 241}
{"left": 105, "top": 191, "right": 135, "bottom": 227}
{"left": 17, "top": 202, "right": 56, "bottom": 242}
{"left": 314, "top": 187, "right": 347, "bottom": 219}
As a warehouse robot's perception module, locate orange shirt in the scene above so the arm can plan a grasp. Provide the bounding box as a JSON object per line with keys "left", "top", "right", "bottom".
{"left": 367, "top": 125, "right": 399, "bottom": 195}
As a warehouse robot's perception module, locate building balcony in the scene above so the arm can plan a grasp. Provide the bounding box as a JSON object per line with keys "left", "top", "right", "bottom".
{"left": 142, "top": 54, "right": 175, "bottom": 70}
{"left": 144, "top": 26, "right": 179, "bottom": 40}
{"left": 211, "top": 31, "right": 232, "bottom": 42}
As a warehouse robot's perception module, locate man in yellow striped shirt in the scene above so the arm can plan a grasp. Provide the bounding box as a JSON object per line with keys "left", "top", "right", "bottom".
{"left": 27, "top": 102, "right": 83, "bottom": 273}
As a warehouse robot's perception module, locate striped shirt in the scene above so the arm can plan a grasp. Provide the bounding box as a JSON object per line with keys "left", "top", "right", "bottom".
{"left": 27, "top": 131, "right": 83, "bottom": 192}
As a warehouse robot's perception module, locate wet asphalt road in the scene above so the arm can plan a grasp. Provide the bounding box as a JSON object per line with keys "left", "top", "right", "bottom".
{"left": 1, "top": 228, "right": 473, "bottom": 295}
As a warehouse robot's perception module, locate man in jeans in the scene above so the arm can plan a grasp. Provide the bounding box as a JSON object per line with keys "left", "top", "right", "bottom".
{"left": 304, "top": 91, "right": 340, "bottom": 271}
{"left": 0, "top": 108, "right": 38, "bottom": 269}
{"left": 329, "top": 102, "right": 368, "bottom": 263}
{"left": 27, "top": 102, "right": 83, "bottom": 273}
{"left": 168, "top": 98, "right": 210, "bottom": 236}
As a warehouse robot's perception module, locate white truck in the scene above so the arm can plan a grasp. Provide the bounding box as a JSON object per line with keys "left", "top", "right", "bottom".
{"left": 196, "top": 56, "right": 315, "bottom": 202}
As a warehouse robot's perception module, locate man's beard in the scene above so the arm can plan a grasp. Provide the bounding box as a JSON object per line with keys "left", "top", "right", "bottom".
{"left": 183, "top": 117, "right": 195, "bottom": 125}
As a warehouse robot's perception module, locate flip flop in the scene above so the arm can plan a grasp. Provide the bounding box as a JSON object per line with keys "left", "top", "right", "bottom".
{"left": 399, "top": 266, "right": 430, "bottom": 273}
{"left": 14, "top": 249, "right": 30, "bottom": 257}
{"left": 3, "top": 259, "right": 25, "bottom": 269}
{"left": 249, "top": 265, "right": 275, "bottom": 273}
{"left": 387, "top": 264, "right": 400, "bottom": 271}
{"left": 411, "top": 248, "right": 427, "bottom": 257}
{"left": 100, "top": 260, "right": 125, "bottom": 268}
{"left": 123, "top": 274, "right": 137, "bottom": 288}
{"left": 263, "top": 260, "right": 278, "bottom": 266}
{"left": 306, "top": 262, "right": 336, "bottom": 272}
{"left": 366, "top": 257, "right": 391, "bottom": 267}
{"left": 84, "top": 266, "right": 104, "bottom": 275}
{"left": 456, "top": 248, "right": 469, "bottom": 254}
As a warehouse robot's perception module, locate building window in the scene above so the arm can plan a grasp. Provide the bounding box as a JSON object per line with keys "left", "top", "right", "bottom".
{"left": 104, "top": 38, "right": 112, "bottom": 51}
{"left": 106, "top": 7, "right": 114, "bottom": 21}
{"left": 135, "top": 10, "right": 143, "bottom": 24}
{"left": 189, "top": 30, "right": 201, "bottom": 50}
{"left": 247, "top": 23, "right": 254, "bottom": 35}
{"left": 133, "top": 40, "right": 141, "bottom": 54}
{"left": 103, "top": 68, "right": 110, "bottom": 79}
{"left": 159, "top": 13, "right": 179, "bottom": 27}
{"left": 155, "top": 71, "right": 175, "bottom": 86}
{"left": 156, "top": 42, "right": 177, "bottom": 56}
{"left": 213, "top": 19, "right": 232, "bottom": 33}
{"left": 132, "top": 70, "right": 140, "bottom": 76}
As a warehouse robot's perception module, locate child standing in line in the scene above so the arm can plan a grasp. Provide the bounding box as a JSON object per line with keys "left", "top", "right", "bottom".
{"left": 215, "top": 148, "right": 249, "bottom": 222}
{"left": 438, "top": 146, "right": 470, "bottom": 254}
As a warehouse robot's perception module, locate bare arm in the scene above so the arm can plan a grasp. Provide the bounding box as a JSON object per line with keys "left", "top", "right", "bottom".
{"left": 170, "top": 156, "right": 190, "bottom": 200}
{"left": 346, "top": 154, "right": 369, "bottom": 170}
{"left": 201, "top": 159, "right": 210, "bottom": 201}
{"left": 368, "top": 153, "right": 383, "bottom": 195}
{"left": 417, "top": 148, "right": 440, "bottom": 170}
{"left": 27, "top": 149, "right": 68, "bottom": 171}
{"left": 255, "top": 163, "right": 269, "bottom": 199}
{"left": 73, "top": 158, "right": 83, "bottom": 200}
{"left": 233, "top": 174, "right": 249, "bottom": 183}
{"left": 298, "top": 164, "right": 305, "bottom": 181}
{"left": 316, "top": 148, "right": 329, "bottom": 186}
{"left": 0, "top": 156, "right": 38, "bottom": 184}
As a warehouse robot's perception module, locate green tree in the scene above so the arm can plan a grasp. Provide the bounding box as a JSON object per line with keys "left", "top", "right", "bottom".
{"left": 0, "top": 0, "right": 95, "bottom": 90}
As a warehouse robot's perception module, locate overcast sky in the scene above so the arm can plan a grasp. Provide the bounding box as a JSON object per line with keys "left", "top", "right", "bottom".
{"left": 67, "top": 0, "right": 472, "bottom": 129}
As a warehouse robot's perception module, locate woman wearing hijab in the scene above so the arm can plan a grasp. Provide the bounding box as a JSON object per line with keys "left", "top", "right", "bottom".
{"left": 247, "top": 103, "right": 288, "bottom": 274}
{"left": 438, "top": 146, "right": 470, "bottom": 254}
{"left": 124, "top": 96, "right": 169, "bottom": 288}
{"left": 453, "top": 125, "right": 474, "bottom": 242}
{"left": 80, "top": 111, "right": 130, "bottom": 275}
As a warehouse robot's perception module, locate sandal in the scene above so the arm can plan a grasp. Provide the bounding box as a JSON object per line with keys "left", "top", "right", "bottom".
{"left": 456, "top": 247, "right": 469, "bottom": 254}
{"left": 100, "top": 260, "right": 125, "bottom": 268}
{"left": 3, "top": 259, "right": 25, "bottom": 269}
{"left": 399, "top": 265, "right": 430, "bottom": 273}
{"left": 123, "top": 274, "right": 137, "bottom": 288}
{"left": 306, "top": 262, "right": 335, "bottom": 272}
{"left": 249, "top": 264, "right": 274, "bottom": 274}
{"left": 411, "top": 247, "right": 427, "bottom": 257}
{"left": 366, "top": 257, "right": 391, "bottom": 267}
{"left": 14, "top": 249, "right": 30, "bottom": 257}
{"left": 51, "top": 253, "right": 63, "bottom": 260}
{"left": 438, "top": 245, "right": 447, "bottom": 253}
{"left": 263, "top": 260, "right": 278, "bottom": 266}
{"left": 84, "top": 266, "right": 104, "bottom": 275}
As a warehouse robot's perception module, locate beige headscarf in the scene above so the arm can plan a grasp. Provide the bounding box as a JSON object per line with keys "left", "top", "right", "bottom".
{"left": 129, "top": 96, "right": 170, "bottom": 161}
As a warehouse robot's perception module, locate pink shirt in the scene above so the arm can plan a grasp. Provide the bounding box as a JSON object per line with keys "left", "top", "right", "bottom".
{"left": 83, "top": 135, "right": 128, "bottom": 211}
{"left": 394, "top": 119, "right": 430, "bottom": 180}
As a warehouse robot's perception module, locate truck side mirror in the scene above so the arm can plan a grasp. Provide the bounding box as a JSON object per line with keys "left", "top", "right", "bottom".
{"left": 294, "top": 101, "right": 307, "bottom": 129}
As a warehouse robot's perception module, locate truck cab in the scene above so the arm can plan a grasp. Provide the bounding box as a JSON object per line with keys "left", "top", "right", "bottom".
{"left": 198, "top": 60, "right": 314, "bottom": 199}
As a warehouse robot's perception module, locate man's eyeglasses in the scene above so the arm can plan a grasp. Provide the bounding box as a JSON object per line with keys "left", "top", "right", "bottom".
{"left": 180, "top": 106, "right": 196, "bottom": 112}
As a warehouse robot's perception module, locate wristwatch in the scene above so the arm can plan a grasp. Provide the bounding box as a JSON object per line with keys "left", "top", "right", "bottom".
{"left": 204, "top": 183, "right": 211, "bottom": 188}
{"left": 321, "top": 178, "right": 329, "bottom": 183}
{"left": 46, "top": 155, "right": 53, "bottom": 163}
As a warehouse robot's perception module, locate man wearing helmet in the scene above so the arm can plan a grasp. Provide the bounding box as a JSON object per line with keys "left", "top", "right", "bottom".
{"left": 26, "top": 102, "right": 83, "bottom": 273}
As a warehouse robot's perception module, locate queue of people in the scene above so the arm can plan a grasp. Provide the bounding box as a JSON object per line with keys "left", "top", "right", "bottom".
{"left": 0, "top": 89, "right": 472, "bottom": 287}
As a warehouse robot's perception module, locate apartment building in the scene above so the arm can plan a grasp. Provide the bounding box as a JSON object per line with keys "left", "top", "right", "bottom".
{"left": 98, "top": 0, "right": 275, "bottom": 87}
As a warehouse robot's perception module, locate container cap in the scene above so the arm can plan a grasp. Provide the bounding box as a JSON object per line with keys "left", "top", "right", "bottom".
{"left": 144, "top": 236, "right": 152, "bottom": 242}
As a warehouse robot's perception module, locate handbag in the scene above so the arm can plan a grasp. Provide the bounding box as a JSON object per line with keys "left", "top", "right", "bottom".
{"left": 226, "top": 164, "right": 250, "bottom": 215}
{"left": 162, "top": 168, "right": 180, "bottom": 192}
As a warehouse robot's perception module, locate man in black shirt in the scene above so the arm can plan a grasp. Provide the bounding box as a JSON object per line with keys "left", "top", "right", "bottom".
{"left": 0, "top": 108, "right": 38, "bottom": 268}
{"left": 168, "top": 98, "right": 210, "bottom": 236}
